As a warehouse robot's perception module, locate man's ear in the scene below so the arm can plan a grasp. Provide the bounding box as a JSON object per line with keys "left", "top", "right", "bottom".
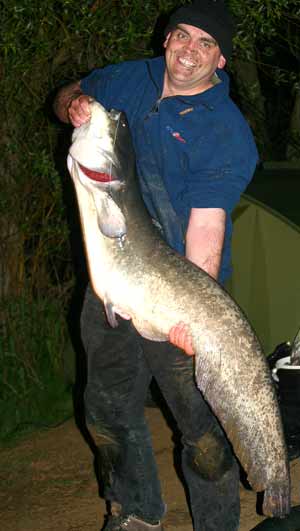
{"left": 163, "top": 32, "right": 171, "bottom": 49}
{"left": 218, "top": 55, "right": 226, "bottom": 69}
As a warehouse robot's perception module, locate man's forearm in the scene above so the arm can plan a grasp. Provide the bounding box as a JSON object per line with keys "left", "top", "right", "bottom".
{"left": 185, "top": 208, "right": 226, "bottom": 280}
{"left": 186, "top": 228, "right": 223, "bottom": 279}
{"left": 53, "top": 81, "right": 82, "bottom": 123}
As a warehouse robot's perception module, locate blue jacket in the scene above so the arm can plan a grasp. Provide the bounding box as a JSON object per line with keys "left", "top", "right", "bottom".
{"left": 81, "top": 56, "right": 259, "bottom": 283}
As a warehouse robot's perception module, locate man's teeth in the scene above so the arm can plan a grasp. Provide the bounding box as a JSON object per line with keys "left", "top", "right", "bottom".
{"left": 178, "top": 57, "right": 196, "bottom": 67}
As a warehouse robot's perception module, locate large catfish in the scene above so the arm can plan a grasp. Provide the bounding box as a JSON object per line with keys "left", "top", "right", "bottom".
{"left": 67, "top": 100, "right": 290, "bottom": 518}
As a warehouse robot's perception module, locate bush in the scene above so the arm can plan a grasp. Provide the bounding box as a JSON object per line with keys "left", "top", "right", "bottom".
{"left": 0, "top": 292, "right": 73, "bottom": 441}
{"left": 1, "top": 0, "right": 180, "bottom": 442}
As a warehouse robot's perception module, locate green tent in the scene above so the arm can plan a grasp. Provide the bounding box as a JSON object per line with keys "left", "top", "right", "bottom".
{"left": 227, "top": 195, "right": 300, "bottom": 356}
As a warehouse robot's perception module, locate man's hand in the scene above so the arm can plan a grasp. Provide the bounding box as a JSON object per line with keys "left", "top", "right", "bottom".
{"left": 168, "top": 321, "right": 195, "bottom": 356}
{"left": 53, "top": 80, "right": 92, "bottom": 126}
{"left": 68, "top": 94, "right": 92, "bottom": 127}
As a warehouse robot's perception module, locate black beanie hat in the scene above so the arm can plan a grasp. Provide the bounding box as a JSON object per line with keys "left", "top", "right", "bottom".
{"left": 165, "top": 1, "right": 235, "bottom": 60}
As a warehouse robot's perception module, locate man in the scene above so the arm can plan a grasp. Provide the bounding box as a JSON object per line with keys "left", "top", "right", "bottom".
{"left": 54, "top": 1, "right": 258, "bottom": 530}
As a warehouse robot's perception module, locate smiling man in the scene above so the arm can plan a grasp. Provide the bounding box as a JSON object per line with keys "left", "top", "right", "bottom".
{"left": 163, "top": 24, "right": 226, "bottom": 95}
{"left": 54, "top": 1, "right": 258, "bottom": 530}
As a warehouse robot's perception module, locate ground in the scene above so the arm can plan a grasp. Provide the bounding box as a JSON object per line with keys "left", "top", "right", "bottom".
{"left": 1, "top": 407, "right": 300, "bottom": 531}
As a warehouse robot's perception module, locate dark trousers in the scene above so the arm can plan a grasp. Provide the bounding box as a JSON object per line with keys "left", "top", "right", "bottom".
{"left": 81, "top": 285, "right": 240, "bottom": 530}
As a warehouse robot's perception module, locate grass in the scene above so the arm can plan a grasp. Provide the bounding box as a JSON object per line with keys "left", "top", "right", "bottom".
{"left": 0, "top": 293, "right": 74, "bottom": 444}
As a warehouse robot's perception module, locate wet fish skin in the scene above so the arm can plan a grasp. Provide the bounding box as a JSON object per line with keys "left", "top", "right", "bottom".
{"left": 67, "top": 101, "right": 290, "bottom": 518}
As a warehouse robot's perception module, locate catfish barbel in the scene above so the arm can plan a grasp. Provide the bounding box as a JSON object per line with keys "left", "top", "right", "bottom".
{"left": 67, "top": 100, "right": 290, "bottom": 518}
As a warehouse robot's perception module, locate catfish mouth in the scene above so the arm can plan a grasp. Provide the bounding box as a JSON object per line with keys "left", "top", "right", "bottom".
{"left": 78, "top": 163, "right": 117, "bottom": 183}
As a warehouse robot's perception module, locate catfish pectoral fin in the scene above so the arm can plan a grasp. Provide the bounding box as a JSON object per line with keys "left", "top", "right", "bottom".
{"left": 104, "top": 301, "right": 119, "bottom": 328}
{"left": 95, "top": 192, "right": 127, "bottom": 239}
{"left": 104, "top": 300, "right": 132, "bottom": 328}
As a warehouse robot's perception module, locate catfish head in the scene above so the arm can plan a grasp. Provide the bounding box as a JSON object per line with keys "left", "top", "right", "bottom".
{"left": 67, "top": 100, "right": 134, "bottom": 240}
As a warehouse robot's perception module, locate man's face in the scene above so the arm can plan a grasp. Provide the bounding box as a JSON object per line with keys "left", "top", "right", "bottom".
{"left": 163, "top": 23, "right": 226, "bottom": 95}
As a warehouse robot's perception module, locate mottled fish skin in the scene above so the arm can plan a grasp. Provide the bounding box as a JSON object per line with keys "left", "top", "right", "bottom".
{"left": 68, "top": 101, "right": 290, "bottom": 518}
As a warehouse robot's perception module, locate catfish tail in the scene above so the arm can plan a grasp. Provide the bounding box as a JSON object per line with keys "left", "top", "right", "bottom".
{"left": 263, "top": 481, "right": 291, "bottom": 518}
